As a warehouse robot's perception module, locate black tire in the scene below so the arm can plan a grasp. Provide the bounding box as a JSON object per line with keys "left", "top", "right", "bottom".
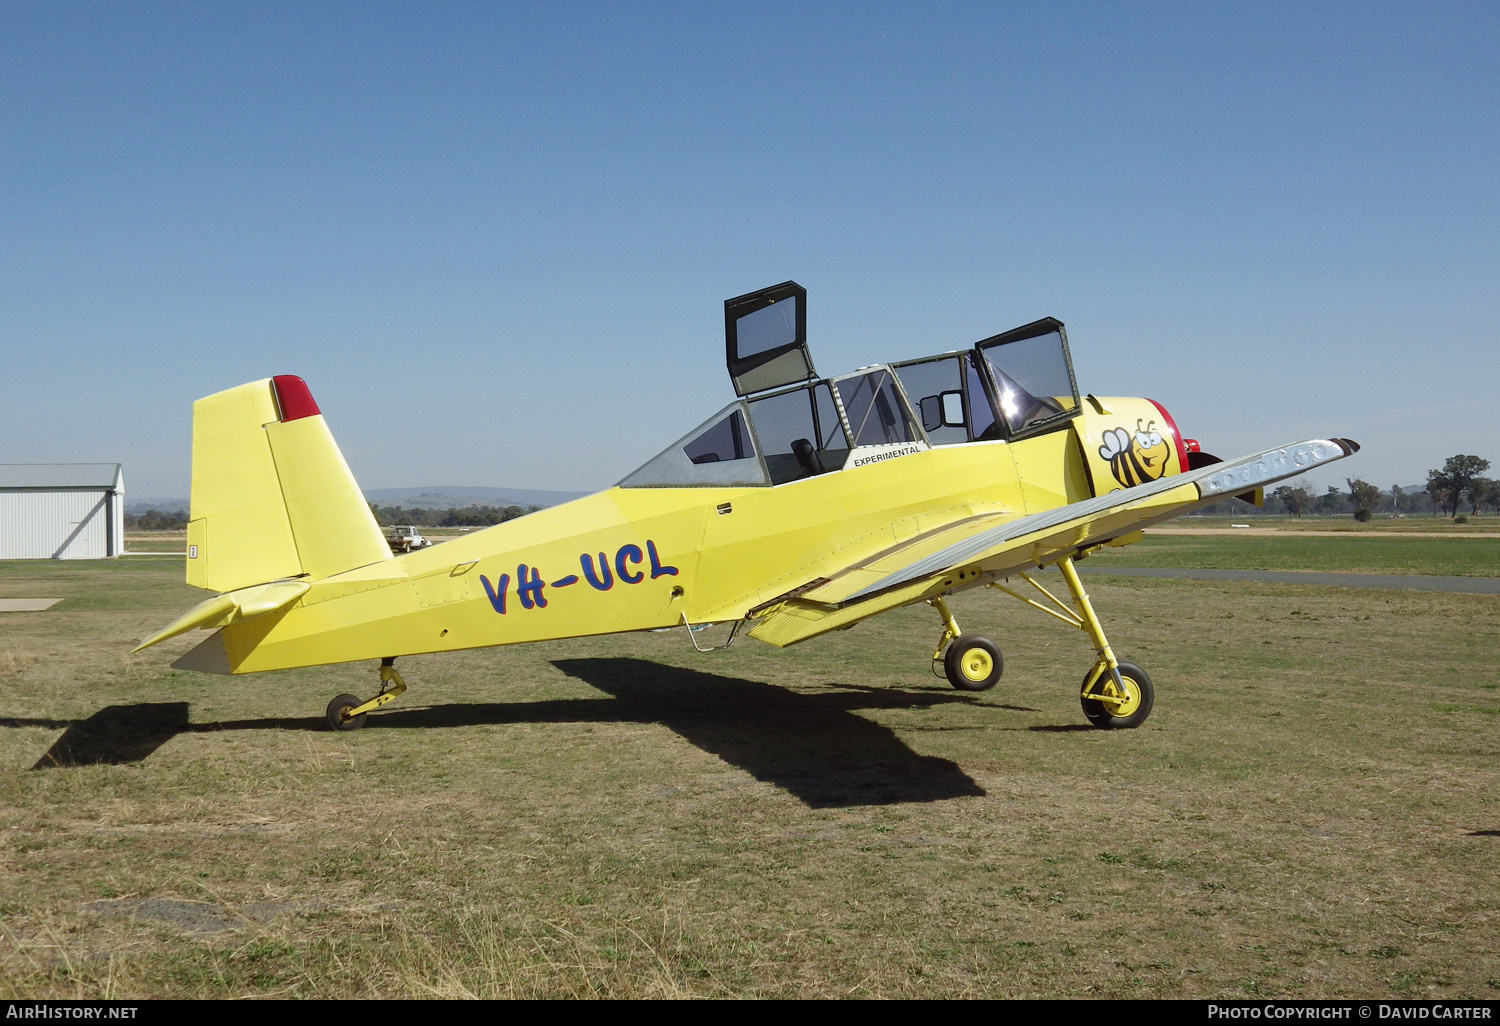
{"left": 943, "top": 635, "right": 1003, "bottom": 692}
{"left": 1080, "top": 661, "right": 1154, "bottom": 729}
{"left": 327, "top": 693, "right": 367, "bottom": 731}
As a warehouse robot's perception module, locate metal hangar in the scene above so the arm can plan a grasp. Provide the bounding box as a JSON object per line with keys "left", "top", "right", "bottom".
{"left": 0, "top": 464, "right": 125, "bottom": 559}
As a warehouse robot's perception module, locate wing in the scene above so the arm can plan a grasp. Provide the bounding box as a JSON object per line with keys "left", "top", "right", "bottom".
{"left": 746, "top": 437, "right": 1358, "bottom": 647}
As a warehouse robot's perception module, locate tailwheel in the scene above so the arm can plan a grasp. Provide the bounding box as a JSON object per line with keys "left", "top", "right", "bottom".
{"left": 325, "top": 657, "right": 409, "bottom": 732}
{"left": 1080, "top": 660, "right": 1154, "bottom": 729}
{"left": 944, "top": 635, "right": 1003, "bottom": 692}
{"left": 327, "top": 693, "right": 367, "bottom": 731}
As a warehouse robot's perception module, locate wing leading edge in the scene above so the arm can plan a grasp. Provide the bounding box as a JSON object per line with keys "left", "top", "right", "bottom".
{"left": 745, "top": 437, "right": 1358, "bottom": 647}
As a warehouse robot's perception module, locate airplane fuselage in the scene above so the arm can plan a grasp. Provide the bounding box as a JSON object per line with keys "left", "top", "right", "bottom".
{"left": 200, "top": 397, "right": 1172, "bottom": 674}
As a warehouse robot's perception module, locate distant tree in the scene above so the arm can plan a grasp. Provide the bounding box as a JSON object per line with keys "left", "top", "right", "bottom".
{"left": 371, "top": 504, "right": 437, "bottom": 527}
{"left": 1469, "top": 477, "right": 1500, "bottom": 515}
{"left": 369, "top": 503, "right": 539, "bottom": 529}
{"left": 439, "top": 504, "right": 536, "bottom": 527}
{"left": 125, "top": 509, "right": 189, "bottom": 531}
{"left": 1428, "top": 455, "right": 1491, "bottom": 518}
{"left": 1315, "top": 485, "right": 1346, "bottom": 515}
{"left": 1194, "top": 496, "right": 1265, "bottom": 516}
{"left": 1426, "top": 472, "right": 1453, "bottom": 518}
{"left": 1346, "top": 478, "right": 1380, "bottom": 519}
{"left": 1390, "top": 484, "right": 1404, "bottom": 514}
{"left": 1273, "top": 485, "right": 1313, "bottom": 517}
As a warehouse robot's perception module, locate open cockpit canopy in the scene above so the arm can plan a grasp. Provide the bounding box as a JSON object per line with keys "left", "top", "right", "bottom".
{"left": 725, "top": 281, "right": 815, "bottom": 397}
{"left": 620, "top": 285, "right": 1081, "bottom": 488}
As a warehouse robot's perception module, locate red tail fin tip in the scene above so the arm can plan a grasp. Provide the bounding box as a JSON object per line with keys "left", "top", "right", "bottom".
{"left": 272, "top": 375, "right": 321, "bottom": 421}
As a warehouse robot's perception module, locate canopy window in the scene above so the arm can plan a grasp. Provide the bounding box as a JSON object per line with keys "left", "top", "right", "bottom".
{"left": 725, "top": 281, "right": 817, "bottom": 397}
{"left": 975, "top": 318, "right": 1080, "bottom": 438}
{"left": 746, "top": 382, "right": 851, "bottom": 485}
{"left": 892, "top": 353, "right": 1002, "bottom": 444}
{"left": 832, "top": 368, "right": 921, "bottom": 448}
{"left": 619, "top": 403, "right": 770, "bottom": 488}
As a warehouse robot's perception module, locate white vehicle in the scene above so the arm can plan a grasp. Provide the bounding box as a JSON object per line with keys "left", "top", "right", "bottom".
{"left": 385, "top": 525, "right": 430, "bottom": 553}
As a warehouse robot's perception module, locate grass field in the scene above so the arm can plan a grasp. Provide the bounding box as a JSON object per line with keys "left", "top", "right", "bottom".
{"left": 1, "top": 556, "right": 1498, "bottom": 998}
{"left": 1088, "top": 534, "right": 1500, "bottom": 577}
{"left": 126, "top": 522, "right": 1500, "bottom": 580}
{"left": 1173, "top": 515, "right": 1500, "bottom": 535}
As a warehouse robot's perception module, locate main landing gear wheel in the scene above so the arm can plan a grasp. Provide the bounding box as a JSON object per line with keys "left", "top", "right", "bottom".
{"left": 1081, "top": 661, "right": 1154, "bottom": 729}
{"left": 944, "top": 635, "right": 1003, "bottom": 692}
{"left": 327, "top": 693, "right": 367, "bottom": 731}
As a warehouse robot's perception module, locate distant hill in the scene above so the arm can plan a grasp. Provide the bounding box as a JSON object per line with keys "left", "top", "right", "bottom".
{"left": 126, "top": 498, "right": 190, "bottom": 514}
{"left": 362, "top": 486, "right": 587, "bottom": 509}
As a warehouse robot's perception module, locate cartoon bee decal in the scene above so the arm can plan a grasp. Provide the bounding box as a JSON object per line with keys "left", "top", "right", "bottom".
{"left": 1099, "top": 419, "right": 1173, "bottom": 488}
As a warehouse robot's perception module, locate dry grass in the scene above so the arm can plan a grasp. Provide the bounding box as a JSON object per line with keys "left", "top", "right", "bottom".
{"left": 0, "top": 557, "right": 1497, "bottom": 998}
{"left": 1089, "top": 533, "right": 1500, "bottom": 576}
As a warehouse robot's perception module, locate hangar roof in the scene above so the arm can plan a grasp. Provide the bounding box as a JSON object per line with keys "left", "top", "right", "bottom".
{"left": 0, "top": 464, "right": 123, "bottom": 490}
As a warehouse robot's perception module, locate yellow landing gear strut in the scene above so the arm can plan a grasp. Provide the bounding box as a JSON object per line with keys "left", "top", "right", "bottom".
{"left": 988, "top": 555, "right": 1154, "bottom": 729}
{"left": 326, "top": 657, "right": 408, "bottom": 731}
{"left": 928, "top": 595, "right": 1003, "bottom": 692}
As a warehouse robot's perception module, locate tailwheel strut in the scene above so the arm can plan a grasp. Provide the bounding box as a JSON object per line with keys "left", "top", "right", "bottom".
{"left": 988, "top": 555, "right": 1154, "bottom": 729}
{"left": 928, "top": 595, "right": 1003, "bottom": 692}
{"left": 326, "top": 656, "right": 408, "bottom": 731}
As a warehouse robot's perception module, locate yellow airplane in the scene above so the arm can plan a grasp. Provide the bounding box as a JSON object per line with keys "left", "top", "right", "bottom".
{"left": 135, "top": 282, "right": 1358, "bottom": 731}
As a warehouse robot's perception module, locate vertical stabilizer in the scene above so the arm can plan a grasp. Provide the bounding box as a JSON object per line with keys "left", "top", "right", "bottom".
{"left": 186, "top": 376, "right": 389, "bottom": 593}
{"left": 187, "top": 380, "right": 301, "bottom": 591}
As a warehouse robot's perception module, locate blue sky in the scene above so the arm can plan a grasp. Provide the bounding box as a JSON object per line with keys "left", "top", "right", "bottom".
{"left": 3, "top": 2, "right": 1495, "bottom": 497}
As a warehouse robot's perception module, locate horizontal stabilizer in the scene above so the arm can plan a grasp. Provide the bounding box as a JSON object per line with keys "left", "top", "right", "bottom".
{"left": 132, "top": 579, "right": 310, "bottom": 653}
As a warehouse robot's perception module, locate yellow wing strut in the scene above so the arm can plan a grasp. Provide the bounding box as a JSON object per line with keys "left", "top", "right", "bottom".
{"left": 988, "top": 556, "right": 1133, "bottom": 713}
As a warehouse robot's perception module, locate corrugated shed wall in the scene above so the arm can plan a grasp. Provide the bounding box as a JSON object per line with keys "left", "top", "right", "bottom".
{"left": 0, "top": 490, "right": 113, "bottom": 559}
{"left": 110, "top": 491, "right": 124, "bottom": 557}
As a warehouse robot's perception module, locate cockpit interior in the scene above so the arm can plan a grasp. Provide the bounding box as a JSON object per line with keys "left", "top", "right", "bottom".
{"left": 620, "top": 282, "right": 1081, "bottom": 489}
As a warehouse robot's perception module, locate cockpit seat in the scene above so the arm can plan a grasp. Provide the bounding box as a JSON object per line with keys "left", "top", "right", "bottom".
{"left": 791, "top": 438, "right": 823, "bottom": 477}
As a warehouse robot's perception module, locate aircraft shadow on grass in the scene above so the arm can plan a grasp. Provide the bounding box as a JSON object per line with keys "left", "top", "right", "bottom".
{"left": 6, "top": 659, "right": 991, "bottom": 808}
